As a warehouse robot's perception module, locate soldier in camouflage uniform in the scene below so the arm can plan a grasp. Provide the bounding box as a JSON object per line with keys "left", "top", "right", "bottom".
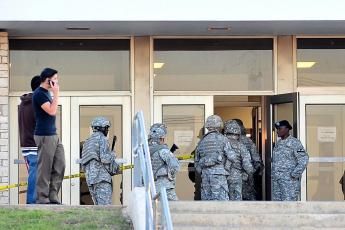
{"left": 234, "top": 119, "right": 264, "bottom": 200}
{"left": 272, "top": 120, "right": 309, "bottom": 201}
{"left": 195, "top": 115, "right": 236, "bottom": 201}
{"left": 149, "top": 123, "right": 180, "bottom": 201}
{"left": 81, "top": 117, "right": 119, "bottom": 205}
{"left": 224, "top": 120, "right": 254, "bottom": 201}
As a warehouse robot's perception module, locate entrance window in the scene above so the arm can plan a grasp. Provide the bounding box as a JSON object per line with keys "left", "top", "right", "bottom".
{"left": 9, "top": 39, "right": 130, "bottom": 91}
{"left": 306, "top": 105, "right": 345, "bottom": 201}
{"left": 154, "top": 39, "right": 274, "bottom": 91}
{"left": 162, "top": 104, "right": 205, "bottom": 200}
{"left": 297, "top": 38, "right": 345, "bottom": 87}
{"left": 79, "top": 105, "right": 123, "bottom": 205}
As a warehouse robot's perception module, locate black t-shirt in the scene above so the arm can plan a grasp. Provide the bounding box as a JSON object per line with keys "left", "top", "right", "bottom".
{"left": 32, "top": 87, "right": 57, "bottom": 136}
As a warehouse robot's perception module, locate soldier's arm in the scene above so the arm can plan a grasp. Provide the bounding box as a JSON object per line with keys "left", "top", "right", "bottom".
{"left": 99, "top": 137, "right": 116, "bottom": 164}
{"left": 291, "top": 140, "right": 309, "bottom": 179}
{"left": 249, "top": 140, "right": 264, "bottom": 171}
{"left": 224, "top": 139, "right": 236, "bottom": 162}
{"left": 194, "top": 146, "right": 202, "bottom": 173}
{"left": 241, "top": 144, "right": 254, "bottom": 175}
{"left": 159, "top": 149, "right": 180, "bottom": 175}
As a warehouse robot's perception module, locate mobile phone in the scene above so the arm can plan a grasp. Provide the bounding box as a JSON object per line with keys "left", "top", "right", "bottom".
{"left": 48, "top": 80, "right": 55, "bottom": 86}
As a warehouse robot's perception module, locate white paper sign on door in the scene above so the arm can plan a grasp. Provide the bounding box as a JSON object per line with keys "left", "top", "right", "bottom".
{"left": 174, "top": 130, "right": 194, "bottom": 146}
{"left": 317, "top": 127, "right": 336, "bottom": 142}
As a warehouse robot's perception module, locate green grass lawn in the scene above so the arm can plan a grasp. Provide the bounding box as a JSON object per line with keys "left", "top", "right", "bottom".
{"left": 0, "top": 207, "right": 132, "bottom": 230}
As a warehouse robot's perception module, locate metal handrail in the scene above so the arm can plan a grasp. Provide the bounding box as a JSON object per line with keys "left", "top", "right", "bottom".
{"left": 132, "top": 111, "right": 173, "bottom": 230}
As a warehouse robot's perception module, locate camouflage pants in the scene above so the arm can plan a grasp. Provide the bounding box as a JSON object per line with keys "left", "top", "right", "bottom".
{"left": 242, "top": 174, "right": 256, "bottom": 200}
{"left": 201, "top": 173, "right": 229, "bottom": 201}
{"left": 228, "top": 168, "right": 243, "bottom": 201}
{"left": 89, "top": 182, "right": 112, "bottom": 205}
{"left": 272, "top": 177, "right": 299, "bottom": 201}
{"left": 155, "top": 177, "right": 178, "bottom": 201}
{"left": 166, "top": 188, "right": 178, "bottom": 201}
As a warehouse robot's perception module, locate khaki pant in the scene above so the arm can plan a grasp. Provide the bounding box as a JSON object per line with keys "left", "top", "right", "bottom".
{"left": 34, "top": 135, "right": 65, "bottom": 204}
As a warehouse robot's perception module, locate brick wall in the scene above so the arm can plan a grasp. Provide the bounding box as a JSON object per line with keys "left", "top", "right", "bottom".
{"left": 0, "top": 32, "right": 9, "bottom": 204}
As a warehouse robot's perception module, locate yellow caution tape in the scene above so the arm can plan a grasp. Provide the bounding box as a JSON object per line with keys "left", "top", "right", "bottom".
{"left": 0, "top": 154, "right": 195, "bottom": 191}
{"left": 177, "top": 154, "right": 195, "bottom": 161}
{"left": 0, "top": 181, "right": 28, "bottom": 191}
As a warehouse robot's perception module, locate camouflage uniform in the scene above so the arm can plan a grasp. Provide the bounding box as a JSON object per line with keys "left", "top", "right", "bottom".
{"left": 224, "top": 120, "right": 254, "bottom": 201}
{"left": 237, "top": 122, "right": 264, "bottom": 200}
{"left": 195, "top": 115, "right": 235, "bottom": 201}
{"left": 81, "top": 117, "right": 119, "bottom": 205}
{"left": 149, "top": 124, "right": 180, "bottom": 201}
{"left": 272, "top": 135, "right": 309, "bottom": 201}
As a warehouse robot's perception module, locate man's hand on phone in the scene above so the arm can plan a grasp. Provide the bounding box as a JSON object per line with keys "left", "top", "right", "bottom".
{"left": 50, "top": 80, "right": 59, "bottom": 94}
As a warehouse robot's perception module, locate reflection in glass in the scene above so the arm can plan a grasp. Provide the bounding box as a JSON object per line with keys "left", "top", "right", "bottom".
{"left": 306, "top": 105, "right": 345, "bottom": 201}
{"left": 162, "top": 105, "right": 204, "bottom": 200}
{"left": 79, "top": 105, "right": 123, "bottom": 205}
{"left": 10, "top": 50, "right": 130, "bottom": 91}
{"left": 307, "top": 162, "right": 343, "bottom": 201}
{"left": 273, "top": 103, "right": 294, "bottom": 143}
{"left": 297, "top": 38, "right": 345, "bottom": 87}
{"left": 154, "top": 39, "right": 273, "bottom": 91}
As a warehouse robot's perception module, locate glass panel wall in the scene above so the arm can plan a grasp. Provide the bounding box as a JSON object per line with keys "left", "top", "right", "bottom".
{"left": 306, "top": 104, "right": 345, "bottom": 201}
{"left": 154, "top": 39, "right": 274, "bottom": 91}
{"left": 162, "top": 104, "right": 204, "bottom": 200}
{"left": 297, "top": 38, "right": 345, "bottom": 87}
{"left": 10, "top": 39, "right": 130, "bottom": 91}
{"left": 79, "top": 105, "right": 123, "bottom": 205}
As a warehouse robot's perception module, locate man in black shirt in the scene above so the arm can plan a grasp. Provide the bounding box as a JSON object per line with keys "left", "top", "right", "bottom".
{"left": 33, "top": 68, "right": 65, "bottom": 204}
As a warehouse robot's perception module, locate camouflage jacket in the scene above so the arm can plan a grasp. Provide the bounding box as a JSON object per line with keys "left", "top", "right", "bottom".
{"left": 81, "top": 132, "right": 119, "bottom": 185}
{"left": 228, "top": 138, "right": 254, "bottom": 176}
{"left": 149, "top": 142, "right": 180, "bottom": 186}
{"left": 272, "top": 135, "right": 309, "bottom": 180}
{"left": 240, "top": 135, "right": 264, "bottom": 172}
{"left": 195, "top": 130, "right": 235, "bottom": 175}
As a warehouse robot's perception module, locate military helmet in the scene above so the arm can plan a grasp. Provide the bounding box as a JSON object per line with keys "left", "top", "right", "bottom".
{"left": 149, "top": 124, "right": 167, "bottom": 139}
{"left": 224, "top": 119, "right": 241, "bottom": 135}
{"left": 150, "top": 123, "right": 167, "bottom": 134}
{"left": 91, "top": 116, "right": 111, "bottom": 128}
{"left": 205, "top": 115, "right": 223, "bottom": 130}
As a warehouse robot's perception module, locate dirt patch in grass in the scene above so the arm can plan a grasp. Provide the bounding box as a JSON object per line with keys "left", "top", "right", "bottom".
{"left": 0, "top": 207, "right": 132, "bottom": 230}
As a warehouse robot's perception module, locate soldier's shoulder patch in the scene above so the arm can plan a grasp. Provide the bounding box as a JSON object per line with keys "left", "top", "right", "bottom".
{"left": 297, "top": 148, "right": 305, "bottom": 153}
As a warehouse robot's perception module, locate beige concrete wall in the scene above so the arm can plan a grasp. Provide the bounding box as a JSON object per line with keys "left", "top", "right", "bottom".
{"left": 0, "top": 32, "right": 9, "bottom": 204}
{"left": 277, "top": 36, "right": 295, "bottom": 94}
{"left": 134, "top": 37, "right": 151, "bottom": 130}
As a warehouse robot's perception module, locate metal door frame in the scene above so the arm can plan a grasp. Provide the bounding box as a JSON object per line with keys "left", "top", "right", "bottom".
{"left": 265, "top": 92, "right": 299, "bottom": 200}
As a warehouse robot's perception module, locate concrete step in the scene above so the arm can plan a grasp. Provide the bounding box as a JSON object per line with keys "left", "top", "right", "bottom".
{"left": 167, "top": 201, "right": 345, "bottom": 214}
{"left": 173, "top": 226, "right": 345, "bottom": 230}
{"left": 170, "top": 213, "right": 345, "bottom": 228}
{"left": 156, "top": 202, "right": 345, "bottom": 229}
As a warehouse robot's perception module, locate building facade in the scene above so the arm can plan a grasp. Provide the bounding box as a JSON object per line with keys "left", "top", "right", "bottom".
{"left": 1, "top": 0, "right": 345, "bottom": 205}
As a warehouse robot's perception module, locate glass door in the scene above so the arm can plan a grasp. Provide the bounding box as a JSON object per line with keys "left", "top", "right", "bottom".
{"left": 265, "top": 93, "right": 298, "bottom": 200}
{"left": 153, "top": 96, "right": 213, "bottom": 200}
{"left": 9, "top": 97, "right": 70, "bottom": 204}
{"left": 70, "top": 97, "right": 131, "bottom": 205}
{"left": 300, "top": 95, "right": 345, "bottom": 201}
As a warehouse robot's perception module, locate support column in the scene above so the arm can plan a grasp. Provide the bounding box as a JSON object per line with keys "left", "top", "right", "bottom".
{"left": 277, "top": 36, "right": 295, "bottom": 94}
{"left": 0, "top": 32, "right": 9, "bottom": 204}
{"left": 134, "top": 37, "right": 151, "bottom": 130}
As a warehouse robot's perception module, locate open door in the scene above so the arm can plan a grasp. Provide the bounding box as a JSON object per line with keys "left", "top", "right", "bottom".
{"left": 265, "top": 93, "right": 298, "bottom": 200}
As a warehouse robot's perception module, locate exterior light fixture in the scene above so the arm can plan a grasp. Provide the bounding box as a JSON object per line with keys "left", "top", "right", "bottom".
{"left": 297, "top": 62, "right": 316, "bottom": 68}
